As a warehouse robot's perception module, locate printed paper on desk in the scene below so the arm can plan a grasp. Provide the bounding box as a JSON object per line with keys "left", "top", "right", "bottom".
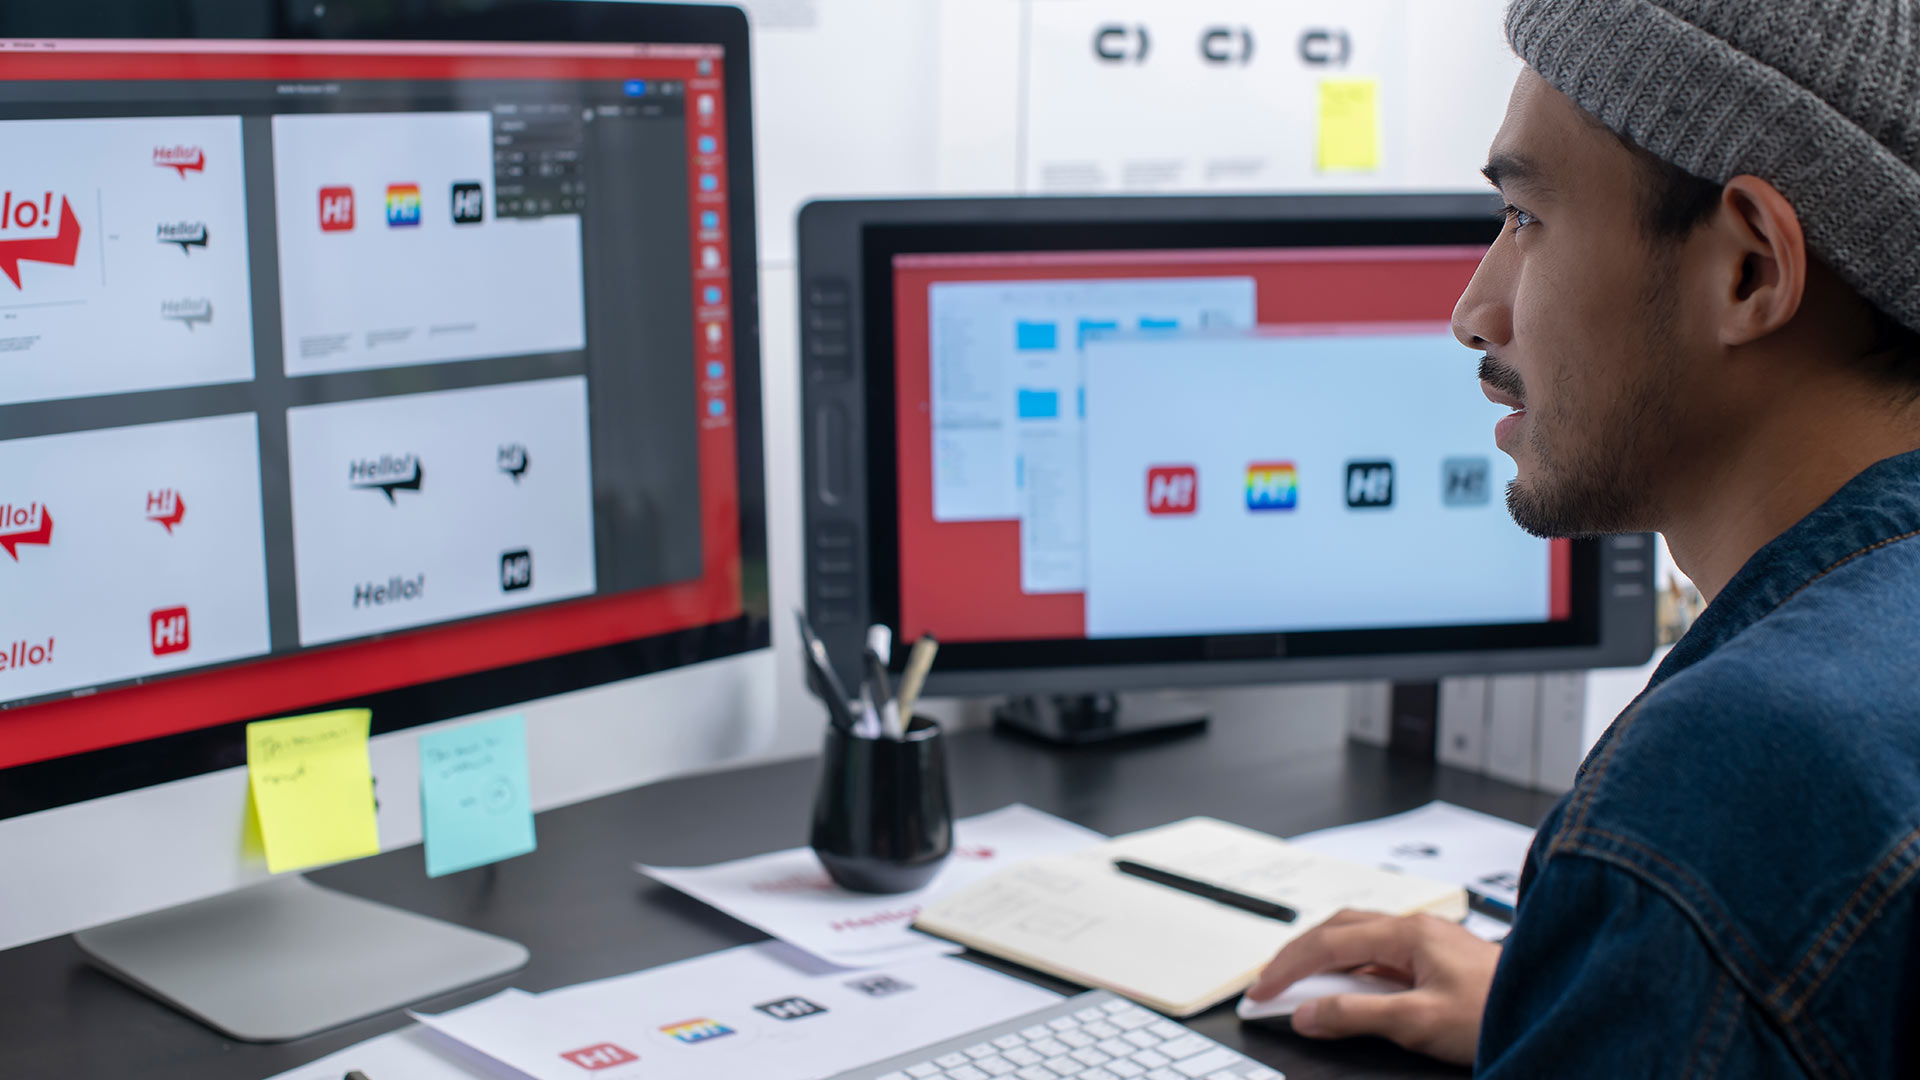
{"left": 413, "top": 942, "right": 1061, "bottom": 1080}
{"left": 263, "top": 1022, "right": 515, "bottom": 1080}
{"left": 639, "top": 803, "right": 1105, "bottom": 967}
{"left": 1289, "top": 801, "right": 1538, "bottom": 920}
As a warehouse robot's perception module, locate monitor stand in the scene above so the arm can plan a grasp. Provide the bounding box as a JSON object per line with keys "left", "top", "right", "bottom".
{"left": 993, "top": 692, "right": 1209, "bottom": 746}
{"left": 72, "top": 873, "right": 528, "bottom": 1042}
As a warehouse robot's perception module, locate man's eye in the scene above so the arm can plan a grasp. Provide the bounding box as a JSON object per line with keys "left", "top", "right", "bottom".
{"left": 1501, "top": 204, "right": 1537, "bottom": 231}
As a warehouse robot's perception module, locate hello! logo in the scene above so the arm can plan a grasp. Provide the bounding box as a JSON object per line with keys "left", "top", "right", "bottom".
{"left": 354, "top": 573, "right": 424, "bottom": 608}
{"left": 153, "top": 145, "right": 205, "bottom": 178}
{"left": 157, "top": 221, "right": 209, "bottom": 255}
{"left": 319, "top": 186, "right": 355, "bottom": 232}
{"left": 146, "top": 490, "right": 186, "bottom": 533}
{"left": 559, "top": 1043, "right": 637, "bottom": 1071}
{"left": 350, "top": 454, "right": 424, "bottom": 503}
{"left": 150, "top": 606, "right": 191, "bottom": 656}
{"left": 0, "top": 192, "right": 82, "bottom": 289}
{"left": 0, "top": 501, "right": 53, "bottom": 560}
{"left": 0, "top": 637, "right": 53, "bottom": 674}
{"left": 160, "top": 297, "right": 213, "bottom": 330}
{"left": 1146, "top": 465, "right": 1198, "bottom": 516}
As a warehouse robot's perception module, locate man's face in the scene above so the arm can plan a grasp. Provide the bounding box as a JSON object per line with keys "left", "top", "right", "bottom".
{"left": 1453, "top": 69, "right": 1715, "bottom": 538}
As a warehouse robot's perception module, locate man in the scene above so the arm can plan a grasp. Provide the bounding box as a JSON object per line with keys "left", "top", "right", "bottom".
{"left": 1244, "top": 0, "right": 1920, "bottom": 1074}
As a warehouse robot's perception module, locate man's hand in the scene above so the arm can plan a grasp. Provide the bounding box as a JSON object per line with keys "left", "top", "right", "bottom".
{"left": 1245, "top": 909, "right": 1501, "bottom": 1066}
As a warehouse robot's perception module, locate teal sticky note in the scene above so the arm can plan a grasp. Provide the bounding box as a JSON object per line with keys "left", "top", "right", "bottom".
{"left": 419, "top": 714, "right": 536, "bottom": 878}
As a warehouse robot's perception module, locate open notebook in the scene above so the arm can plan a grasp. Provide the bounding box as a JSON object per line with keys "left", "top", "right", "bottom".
{"left": 913, "top": 817, "right": 1465, "bottom": 1017}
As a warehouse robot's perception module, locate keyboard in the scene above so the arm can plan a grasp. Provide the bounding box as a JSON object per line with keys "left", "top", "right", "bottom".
{"left": 824, "top": 989, "right": 1282, "bottom": 1080}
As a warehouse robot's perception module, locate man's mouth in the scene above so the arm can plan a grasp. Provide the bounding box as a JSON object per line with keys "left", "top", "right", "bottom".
{"left": 1480, "top": 381, "right": 1525, "bottom": 413}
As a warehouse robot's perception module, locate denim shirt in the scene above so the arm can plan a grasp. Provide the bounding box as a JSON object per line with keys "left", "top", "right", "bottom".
{"left": 1477, "top": 448, "right": 1920, "bottom": 1078}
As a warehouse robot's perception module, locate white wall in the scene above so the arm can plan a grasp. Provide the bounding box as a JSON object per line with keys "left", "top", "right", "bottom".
{"left": 741, "top": 0, "right": 1520, "bottom": 754}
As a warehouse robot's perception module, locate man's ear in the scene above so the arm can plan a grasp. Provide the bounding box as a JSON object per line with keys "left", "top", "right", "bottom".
{"left": 1711, "top": 176, "right": 1807, "bottom": 347}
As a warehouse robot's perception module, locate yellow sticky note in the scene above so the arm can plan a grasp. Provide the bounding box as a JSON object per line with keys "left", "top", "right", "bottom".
{"left": 1317, "top": 77, "right": 1381, "bottom": 173}
{"left": 246, "top": 709, "right": 380, "bottom": 874}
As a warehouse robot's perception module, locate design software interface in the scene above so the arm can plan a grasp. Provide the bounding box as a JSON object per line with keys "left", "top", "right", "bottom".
{"left": 0, "top": 42, "right": 745, "bottom": 770}
{"left": 891, "top": 247, "right": 1570, "bottom": 643}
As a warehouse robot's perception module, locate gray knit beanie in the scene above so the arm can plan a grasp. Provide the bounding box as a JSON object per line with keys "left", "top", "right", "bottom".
{"left": 1505, "top": 0, "right": 1920, "bottom": 335}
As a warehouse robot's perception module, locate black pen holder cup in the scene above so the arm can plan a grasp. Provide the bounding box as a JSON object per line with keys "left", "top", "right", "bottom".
{"left": 810, "top": 715, "right": 954, "bottom": 894}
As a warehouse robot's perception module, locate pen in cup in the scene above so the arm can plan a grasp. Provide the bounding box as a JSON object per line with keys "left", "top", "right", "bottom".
{"left": 894, "top": 633, "right": 939, "bottom": 735}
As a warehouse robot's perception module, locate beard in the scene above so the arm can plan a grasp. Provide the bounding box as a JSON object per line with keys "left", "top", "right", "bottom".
{"left": 1493, "top": 263, "right": 1684, "bottom": 539}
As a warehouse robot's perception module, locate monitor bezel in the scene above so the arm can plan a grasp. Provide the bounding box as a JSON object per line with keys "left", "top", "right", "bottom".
{"left": 798, "top": 194, "right": 1656, "bottom": 698}
{"left": 0, "top": 3, "right": 770, "bottom": 820}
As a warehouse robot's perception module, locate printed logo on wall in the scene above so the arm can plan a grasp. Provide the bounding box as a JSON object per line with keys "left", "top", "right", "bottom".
{"left": 1345, "top": 460, "right": 1395, "bottom": 509}
{"left": 349, "top": 454, "right": 424, "bottom": 503}
{"left": 150, "top": 606, "right": 191, "bottom": 656}
{"left": 145, "top": 489, "right": 186, "bottom": 533}
{"left": 659, "top": 1018, "right": 735, "bottom": 1044}
{"left": 754, "top": 996, "right": 828, "bottom": 1021}
{"left": 559, "top": 1043, "right": 638, "bottom": 1070}
{"left": 0, "top": 192, "right": 82, "bottom": 288}
{"left": 157, "top": 221, "right": 209, "bottom": 255}
{"left": 1146, "top": 465, "right": 1199, "bottom": 516}
{"left": 0, "top": 501, "right": 53, "bottom": 560}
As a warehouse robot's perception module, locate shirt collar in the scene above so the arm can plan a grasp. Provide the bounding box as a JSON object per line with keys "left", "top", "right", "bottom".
{"left": 1650, "top": 446, "right": 1920, "bottom": 689}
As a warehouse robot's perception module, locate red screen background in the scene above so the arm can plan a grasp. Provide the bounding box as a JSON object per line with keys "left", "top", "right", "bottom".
{"left": 892, "top": 247, "right": 1572, "bottom": 643}
{"left": 0, "top": 43, "right": 744, "bottom": 770}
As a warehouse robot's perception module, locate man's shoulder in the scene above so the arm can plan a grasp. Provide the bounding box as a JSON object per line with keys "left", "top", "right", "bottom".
{"left": 1541, "top": 559, "right": 1920, "bottom": 1007}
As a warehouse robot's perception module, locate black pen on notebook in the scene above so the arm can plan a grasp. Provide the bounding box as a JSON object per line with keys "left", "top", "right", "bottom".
{"left": 1113, "top": 859, "right": 1297, "bottom": 923}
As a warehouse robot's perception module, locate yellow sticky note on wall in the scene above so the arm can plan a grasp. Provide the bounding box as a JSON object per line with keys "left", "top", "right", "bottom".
{"left": 247, "top": 709, "right": 380, "bottom": 874}
{"left": 1317, "top": 77, "right": 1381, "bottom": 173}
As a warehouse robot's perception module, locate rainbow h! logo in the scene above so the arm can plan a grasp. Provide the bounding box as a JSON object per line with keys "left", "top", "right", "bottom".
{"left": 1246, "top": 462, "right": 1299, "bottom": 511}
{"left": 385, "top": 183, "right": 422, "bottom": 227}
{"left": 660, "top": 1018, "right": 734, "bottom": 1044}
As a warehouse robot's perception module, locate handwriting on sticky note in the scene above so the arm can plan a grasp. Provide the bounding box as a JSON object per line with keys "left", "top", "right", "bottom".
{"left": 420, "top": 714, "right": 535, "bottom": 878}
{"left": 246, "top": 709, "right": 380, "bottom": 874}
{"left": 1317, "top": 77, "right": 1381, "bottom": 173}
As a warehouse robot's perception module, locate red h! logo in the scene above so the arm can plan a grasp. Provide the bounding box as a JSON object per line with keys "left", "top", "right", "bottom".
{"left": 560, "top": 1043, "right": 637, "bottom": 1070}
{"left": 150, "top": 607, "right": 191, "bottom": 656}
{"left": 319, "top": 186, "right": 355, "bottom": 232}
{"left": 1147, "top": 465, "right": 1198, "bottom": 515}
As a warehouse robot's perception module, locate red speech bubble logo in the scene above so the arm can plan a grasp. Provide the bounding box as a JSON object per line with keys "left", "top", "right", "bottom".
{"left": 0, "top": 506, "right": 52, "bottom": 560}
{"left": 154, "top": 145, "right": 205, "bottom": 178}
{"left": 146, "top": 490, "right": 186, "bottom": 533}
{"left": 0, "top": 196, "right": 81, "bottom": 289}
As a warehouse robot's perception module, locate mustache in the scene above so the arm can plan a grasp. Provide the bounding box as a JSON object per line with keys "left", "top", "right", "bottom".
{"left": 1478, "top": 355, "right": 1526, "bottom": 404}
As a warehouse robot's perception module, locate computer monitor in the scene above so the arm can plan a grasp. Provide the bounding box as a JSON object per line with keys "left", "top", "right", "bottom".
{"left": 0, "top": 2, "right": 767, "bottom": 1036}
{"left": 798, "top": 195, "right": 1654, "bottom": 717}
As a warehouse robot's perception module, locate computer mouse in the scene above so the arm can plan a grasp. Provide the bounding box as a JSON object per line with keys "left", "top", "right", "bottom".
{"left": 1235, "top": 972, "right": 1410, "bottom": 1022}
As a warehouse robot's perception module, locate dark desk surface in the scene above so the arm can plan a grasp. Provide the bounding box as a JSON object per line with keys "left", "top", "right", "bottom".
{"left": 0, "top": 707, "right": 1559, "bottom": 1080}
